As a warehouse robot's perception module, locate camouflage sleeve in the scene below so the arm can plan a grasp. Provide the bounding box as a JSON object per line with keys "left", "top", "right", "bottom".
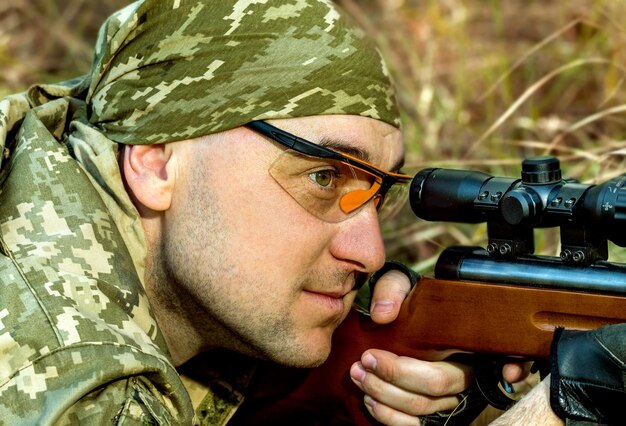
{"left": 0, "top": 340, "right": 189, "bottom": 426}
{"left": 54, "top": 376, "right": 178, "bottom": 426}
{"left": 0, "top": 86, "right": 194, "bottom": 425}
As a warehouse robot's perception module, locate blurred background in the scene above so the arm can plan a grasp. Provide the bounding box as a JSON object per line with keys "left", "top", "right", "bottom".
{"left": 2, "top": 0, "right": 625, "bottom": 268}
{"left": 2, "top": 1, "right": 624, "bottom": 423}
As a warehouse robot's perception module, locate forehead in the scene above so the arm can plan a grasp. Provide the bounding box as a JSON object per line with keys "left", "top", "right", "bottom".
{"left": 265, "top": 115, "right": 404, "bottom": 171}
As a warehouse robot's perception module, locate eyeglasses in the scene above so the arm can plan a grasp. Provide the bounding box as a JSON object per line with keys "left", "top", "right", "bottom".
{"left": 246, "top": 120, "right": 412, "bottom": 223}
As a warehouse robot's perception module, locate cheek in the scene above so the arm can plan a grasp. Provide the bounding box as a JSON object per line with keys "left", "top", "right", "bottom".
{"left": 218, "top": 162, "right": 332, "bottom": 279}
{"left": 181, "top": 134, "right": 335, "bottom": 292}
{"left": 236, "top": 198, "right": 325, "bottom": 274}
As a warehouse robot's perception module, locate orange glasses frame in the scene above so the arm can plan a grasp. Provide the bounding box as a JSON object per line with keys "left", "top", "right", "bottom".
{"left": 246, "top": 120, "right": 412, "bottom": 213}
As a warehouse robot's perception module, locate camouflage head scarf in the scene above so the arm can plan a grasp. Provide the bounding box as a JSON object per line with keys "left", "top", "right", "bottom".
{"left": 88, "top": 0, "right": 400, "bottom": 145}
{"left": 0, "top": 0, "right": 399, "bottom": 284}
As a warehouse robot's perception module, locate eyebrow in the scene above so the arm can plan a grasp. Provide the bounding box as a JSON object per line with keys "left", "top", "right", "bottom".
{"left": 318, "top": 137, "right": 406, "bottom": 173}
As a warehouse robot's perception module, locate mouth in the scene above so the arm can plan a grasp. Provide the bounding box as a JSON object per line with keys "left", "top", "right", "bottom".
{"left": 301, "top": 272, "right": 360, "bottom": 318}
{"left": 302, "top": 289, "right": 350, "bottom": 316}
{"left": 307, "top": 289, "right": 351, "bottom": 299}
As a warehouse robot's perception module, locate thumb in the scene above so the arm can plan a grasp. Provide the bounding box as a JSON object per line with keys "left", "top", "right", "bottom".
{"left": 369, "top": 269, "right": 412, "bottom": 324}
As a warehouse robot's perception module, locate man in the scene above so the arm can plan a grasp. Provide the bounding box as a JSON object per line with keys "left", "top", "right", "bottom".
{"left": 0, "top": 1, "right": 488, "bottom": 424}
{"left": 1, "top": 1, "right": 619, "bottom": 425}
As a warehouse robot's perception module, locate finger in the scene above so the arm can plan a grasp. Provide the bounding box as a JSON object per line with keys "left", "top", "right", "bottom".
{"left": 502, "top": 361, "right": 532, "bottom": 383}
{"left": 363, "top": 395, "right": 422, "bottom": 426}
{"left": 369, "top": 270, "right": 411, "bottom": 324}
{"left": 351, "top": 361, "right": 463, "bottom": 415}
{"left": 360, "top": 349, "right": 472, "bottom": 395}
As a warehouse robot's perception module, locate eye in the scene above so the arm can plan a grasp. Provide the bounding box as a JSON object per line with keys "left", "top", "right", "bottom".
{"left": 309, "top": 169, "right": 336, "bottom": 188}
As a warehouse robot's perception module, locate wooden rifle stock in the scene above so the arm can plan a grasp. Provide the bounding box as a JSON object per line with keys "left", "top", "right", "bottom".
{"left": 232, "top": 276, "right": 626, "bottom": 425}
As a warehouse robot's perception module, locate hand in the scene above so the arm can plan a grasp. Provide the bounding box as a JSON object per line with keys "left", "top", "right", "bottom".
{"left": 352, "top": 269, "right": 530, "bottom": 425}
{"left": 354, "top": 270, "right": 468, "bottom": 424}
{"left": 350, "top": 349, "right": 473, "bottom": 425}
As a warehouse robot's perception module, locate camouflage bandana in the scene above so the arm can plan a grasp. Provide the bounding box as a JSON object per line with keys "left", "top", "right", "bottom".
{"left": 0, "top": 0, "right": 400, "bottom": 285}
{"left": 87, "top": 0, "right": 400, "bottom": 145}
{"left": 0, "top": 3, "right": 398, "bottom": 421}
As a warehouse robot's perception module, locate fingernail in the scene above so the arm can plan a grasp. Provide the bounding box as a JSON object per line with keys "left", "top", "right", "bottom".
{"left": 364, "top": 395, "right": 377, "bottom": 408}
{"left": 371, "top": 300, "right": 394, "bottom": 314}
{"left": 362, "top": 353, "right": 377, "bottom": 370}
{"left": 350, "top": 362, "right": 366, "bottom": 383}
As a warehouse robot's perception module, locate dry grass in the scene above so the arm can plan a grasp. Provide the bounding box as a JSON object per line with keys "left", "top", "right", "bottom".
{"left": 0, "top": 0, "right": 127, "bottom": 95}
{"left": 337, "top": 0, "right": 626, "bottom": 266}
{"left": 1, "top": 1, "right": 623, "bottom": 424}
{"left": 2, "top": 0, "right": 624, "bottom": 265}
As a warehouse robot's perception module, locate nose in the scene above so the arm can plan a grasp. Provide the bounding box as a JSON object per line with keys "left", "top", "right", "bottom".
{"left": 329, "top": 202, "right": 386, "bottom": 273}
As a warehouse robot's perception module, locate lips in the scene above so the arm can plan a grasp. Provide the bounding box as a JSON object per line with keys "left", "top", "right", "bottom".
{"left": 300, "top": 272, "right": 358, "bottom": 317}
{"left": 302, "top": 289, "right": 349, "bottom": 314}
{"left": 307, "top": 289, "right": 349, "bottom": 299}
{"left": 304, "top": 272, "right": 358, "bottom": 299}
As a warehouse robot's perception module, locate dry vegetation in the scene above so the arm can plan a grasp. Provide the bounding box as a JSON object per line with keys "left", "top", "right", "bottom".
{"left": 337, "top": 0, "right": 626, "bottom": 267}
{"left": 2, "top": 0, "right": 624, "bottom": 267}
{"left": 2, "top": 1, "right": 623, "bottom": 424}
{"left": 0, "top": 0, "right": 127, "bottom": 93}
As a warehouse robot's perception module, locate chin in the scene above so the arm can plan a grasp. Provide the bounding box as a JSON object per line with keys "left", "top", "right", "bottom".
{"left": 269, "top": 337, "right": 332, "bottom": 368}
{"left": 300, "top": 351, "right": 330, "bottom": 368}
{"left": 279, "top": 347, "right": 331, "bottom": 368}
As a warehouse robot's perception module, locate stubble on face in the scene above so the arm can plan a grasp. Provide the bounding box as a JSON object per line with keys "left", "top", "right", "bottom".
{"left": 146, "top": 133, "right": 352, "bottom": 368}
{"left": 155, "top": 214, "right": 349, "bottom": 367}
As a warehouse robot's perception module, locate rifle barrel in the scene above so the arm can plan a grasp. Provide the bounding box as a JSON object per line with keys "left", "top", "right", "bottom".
{"left": 436, "top": 246, "right": 626, "bottom": 295}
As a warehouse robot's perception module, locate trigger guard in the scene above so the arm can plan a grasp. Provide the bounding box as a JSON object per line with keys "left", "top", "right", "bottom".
{"left": 473, "top": 358, "right": 517, "bottom": 410}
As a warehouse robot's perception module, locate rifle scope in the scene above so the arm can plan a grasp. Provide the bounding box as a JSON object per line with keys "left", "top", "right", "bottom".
{"left": 410, "top": 156, "right": 626, "bottom": 248}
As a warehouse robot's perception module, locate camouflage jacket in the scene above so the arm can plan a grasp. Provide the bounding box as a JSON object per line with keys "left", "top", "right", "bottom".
{"left": 0, "top": 85, "right": 255, "bottom": 425}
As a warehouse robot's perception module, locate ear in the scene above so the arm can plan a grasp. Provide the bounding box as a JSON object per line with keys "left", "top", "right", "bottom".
{"left": 122, "top": 144, "right": 175, "bottom": 212}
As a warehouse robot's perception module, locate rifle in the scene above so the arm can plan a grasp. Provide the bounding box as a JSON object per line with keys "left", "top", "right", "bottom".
{"left": 230, "top": 156, "right": 626, "bottom": 425}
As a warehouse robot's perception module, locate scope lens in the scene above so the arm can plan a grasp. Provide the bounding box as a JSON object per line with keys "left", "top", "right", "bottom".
{"left": 582, "top": 174, "right": 626, "bottom": 247}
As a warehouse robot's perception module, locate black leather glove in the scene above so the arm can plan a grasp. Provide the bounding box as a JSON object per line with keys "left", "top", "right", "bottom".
{"left": 550, "top": 323, "right": 626, "bottom": 425}
{"left": 367, "top": 260, "right": 420, "bottom": 291}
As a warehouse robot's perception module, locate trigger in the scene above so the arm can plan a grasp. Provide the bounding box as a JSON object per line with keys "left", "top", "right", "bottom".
{"left": 473, "top": 357, "right": 518, "bottom": 410}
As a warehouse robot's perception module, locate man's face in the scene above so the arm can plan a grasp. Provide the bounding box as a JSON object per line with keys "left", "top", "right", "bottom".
{"left": 160, "top": 114, "right": 405, "bottom": 367}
